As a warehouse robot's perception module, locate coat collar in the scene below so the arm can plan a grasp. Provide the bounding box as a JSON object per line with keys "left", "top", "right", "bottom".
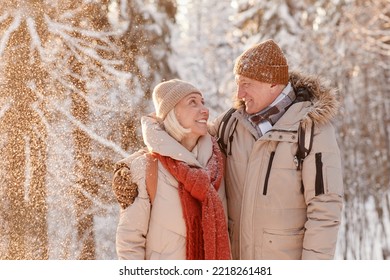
{"left": 141, "top": 115, "right": 212, "bottom": 168}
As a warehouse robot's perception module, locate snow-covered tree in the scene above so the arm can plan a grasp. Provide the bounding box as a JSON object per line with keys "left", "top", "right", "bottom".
{"left": 282, "top": 0, "right": 390, "bottom": 259}
{"left": 333, "top": 0, "right": 390, "bottom": 260}
{"left": 0, "top": 0, "right": 52, "bottom": 260}
{"left": 0, "top": 0, "right": 176, "bottom": 259}
{"left": 233, "top": 0, "right": 302, "bottom": 48}
{"left": 173, "top": 0, "right": 237, "bottom": 117}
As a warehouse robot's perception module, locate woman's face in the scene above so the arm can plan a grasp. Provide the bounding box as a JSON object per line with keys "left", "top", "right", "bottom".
{"left": 174, "top": 92, "right": 209, "bottom": 139}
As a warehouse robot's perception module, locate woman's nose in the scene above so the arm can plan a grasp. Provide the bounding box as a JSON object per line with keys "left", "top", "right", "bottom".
{"left": 200, "top": 104, "right": 209, "bottom": 114}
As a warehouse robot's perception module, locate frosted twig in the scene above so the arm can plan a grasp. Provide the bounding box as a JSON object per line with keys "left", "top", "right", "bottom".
{"left": 46, "top": 14, "right": 122, "bottom": 42}
{"left": 0, "top": 12, "right": 21, "bottom": 56}
{"left": 36, "top": 92, "right": 129, "bottom": 158}
{"left": 26, "top": 17, "right": 46, "bottom": 61}
{"left": 0, "top": 102, "right": 11, "bottom": 120}
{"left": 0, "top": 12, "right": 9, "bottom": 24}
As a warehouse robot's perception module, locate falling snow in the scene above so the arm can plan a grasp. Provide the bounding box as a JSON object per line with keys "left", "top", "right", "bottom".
{"left": 0, "top": 0, "right": 173, "bottom": 260}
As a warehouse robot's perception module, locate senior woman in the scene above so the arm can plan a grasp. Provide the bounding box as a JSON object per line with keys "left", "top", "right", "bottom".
{"left": 112, "top": 79, "right": 231, "bottom": 260}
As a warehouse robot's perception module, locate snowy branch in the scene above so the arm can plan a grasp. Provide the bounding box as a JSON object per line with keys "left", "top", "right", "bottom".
{"left": 52, "top": 28, "right": 122, "bottom": 66}
{"left": 31, "top": 100, "right": 54, "bottom": 136}
{"left": 46, "top": 14, "right": 123, "bottom": 40}
{"left": 73, "top": 182, "right": 115, "bottom": 213}
{"left": 36, "top": 92, "right": 129, "bottom": 158}
{"left": 0, "top": 12, "right": 9, "bottom": 24}
{"left": 0, "top": 12, "right": 21, "bottom": 56}
{"left": 26, "top": 17, "right": 47, "bottom": 62}
{"left": 0, "top": 102, "right": 11, "bottom": 120}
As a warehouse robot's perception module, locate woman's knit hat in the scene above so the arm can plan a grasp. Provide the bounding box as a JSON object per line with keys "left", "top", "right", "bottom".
{"left": 152, "top": 79, "right": 202, "bottom": 120}
{"left": 234, "top": 39, "right": 289, "bottom": 85}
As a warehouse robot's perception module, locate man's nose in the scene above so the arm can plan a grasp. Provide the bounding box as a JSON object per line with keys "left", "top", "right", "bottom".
{"left": 237, "top": 85, "right": 246, "bottom": 99}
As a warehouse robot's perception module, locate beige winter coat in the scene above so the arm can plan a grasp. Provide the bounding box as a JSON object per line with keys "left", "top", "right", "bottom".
{"left": 209, "top": 72, "right": 344, "bottom": 260}
{"left": 114, "top": 116, "right": 228, "bottom": 260}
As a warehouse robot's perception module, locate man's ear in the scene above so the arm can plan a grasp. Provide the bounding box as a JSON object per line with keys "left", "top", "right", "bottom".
{"left": 269, "top": 84, "right": 283, "bottom": 98}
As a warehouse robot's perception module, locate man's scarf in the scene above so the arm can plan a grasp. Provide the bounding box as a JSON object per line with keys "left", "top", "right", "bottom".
{"left": 248, "top": 84, "right": 296, "bottom": 136}
{"left": 154, "top": 138, "right": 231, "bottom": 260}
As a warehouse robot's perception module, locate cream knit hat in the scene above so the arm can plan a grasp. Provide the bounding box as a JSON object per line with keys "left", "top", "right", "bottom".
{"left": 152, "top": 79, "right": 202, "bottom": 120}
{"left": 234, "top": 39, "right": 289, "bottom": 85}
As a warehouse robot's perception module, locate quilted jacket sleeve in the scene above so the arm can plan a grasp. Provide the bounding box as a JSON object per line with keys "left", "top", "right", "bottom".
{"left": 113, "top": 154, "right": 151, "bottom": 260}
{"left": 301, "top": 122, "right": 344, "bottom": 260}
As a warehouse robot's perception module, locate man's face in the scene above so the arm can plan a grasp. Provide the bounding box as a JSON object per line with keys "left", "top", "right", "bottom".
{"left": 235, "top": 75, "right": 278, "bottom": 115}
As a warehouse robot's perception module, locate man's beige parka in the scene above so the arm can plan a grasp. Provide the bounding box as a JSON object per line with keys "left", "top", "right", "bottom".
{"left": 209, "top": 72, "right": 344, "bottom": 260}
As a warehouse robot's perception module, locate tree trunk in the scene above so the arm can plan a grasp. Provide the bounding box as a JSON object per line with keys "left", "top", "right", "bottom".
{"left": 70, "top": 58, "right": 96, "bottom": 260}
{"left": 1, "top": 20, "right": 48, "bottom": 260}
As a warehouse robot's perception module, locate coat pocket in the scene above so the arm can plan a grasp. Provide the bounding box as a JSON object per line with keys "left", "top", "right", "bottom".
{"left": 147, "top": 250, "right": 162, "bottom": 260}
{"left": 315, "top": 153, "right": 344, "bottom": 196}
{"left": 324, "top": 166, "right": 344, "bottom": 196}
{"left": 261, "top": 228, "right": 304, "bottom": 260}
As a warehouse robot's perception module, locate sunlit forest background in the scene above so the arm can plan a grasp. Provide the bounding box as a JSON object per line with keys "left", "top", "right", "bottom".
{"left": 0, "top": 0, "right": 388, "bottom": 260}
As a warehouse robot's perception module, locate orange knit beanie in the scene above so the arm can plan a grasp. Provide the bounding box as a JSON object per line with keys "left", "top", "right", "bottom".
{"left": 234, "top": 39, "right": 289, "bottom": 85}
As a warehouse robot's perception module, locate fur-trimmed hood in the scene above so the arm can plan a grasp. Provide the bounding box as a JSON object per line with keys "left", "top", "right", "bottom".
{"left": 234, "top": 71, "right": 340, "bottom": 126}
{"left": 289, "top": 71, "right": 339, "bottom": 125}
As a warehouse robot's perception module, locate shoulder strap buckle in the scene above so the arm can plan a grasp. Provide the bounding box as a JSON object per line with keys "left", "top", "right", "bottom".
{"left": 295, "top": 119, "right": 315, "bottom": 170}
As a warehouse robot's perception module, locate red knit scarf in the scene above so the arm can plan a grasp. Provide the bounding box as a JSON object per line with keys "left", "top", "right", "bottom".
{"left": 154, "top": 138, "right": 231, "bottom": 260}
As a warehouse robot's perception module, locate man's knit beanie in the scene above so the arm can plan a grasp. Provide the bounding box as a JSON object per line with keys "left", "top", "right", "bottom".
{"left": 234, "top": 39, "right": 289, "bottom": 85}
{"left": 152, "top": 79, "right": 202, "bottom": 120}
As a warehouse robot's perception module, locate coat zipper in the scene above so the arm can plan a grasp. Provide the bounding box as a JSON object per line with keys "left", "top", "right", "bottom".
{"left": 315, "top": 152, "right": 325, "bottom": 195}
{"left": 263, "top": 151, "right": 275, "bottom": 195}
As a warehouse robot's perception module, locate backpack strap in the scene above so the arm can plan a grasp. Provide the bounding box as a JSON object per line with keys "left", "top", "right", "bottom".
{"left": 217, "top": 108, "right": 237, "bottom": 156}
{"left": 294, "top": 119, "right": 315, "bottom": 171}
{"left": 145, "top": 153, "right": 158, "bottom": 204}
{"left": 294, "top": 119, "right": 315, "bottom": 194}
